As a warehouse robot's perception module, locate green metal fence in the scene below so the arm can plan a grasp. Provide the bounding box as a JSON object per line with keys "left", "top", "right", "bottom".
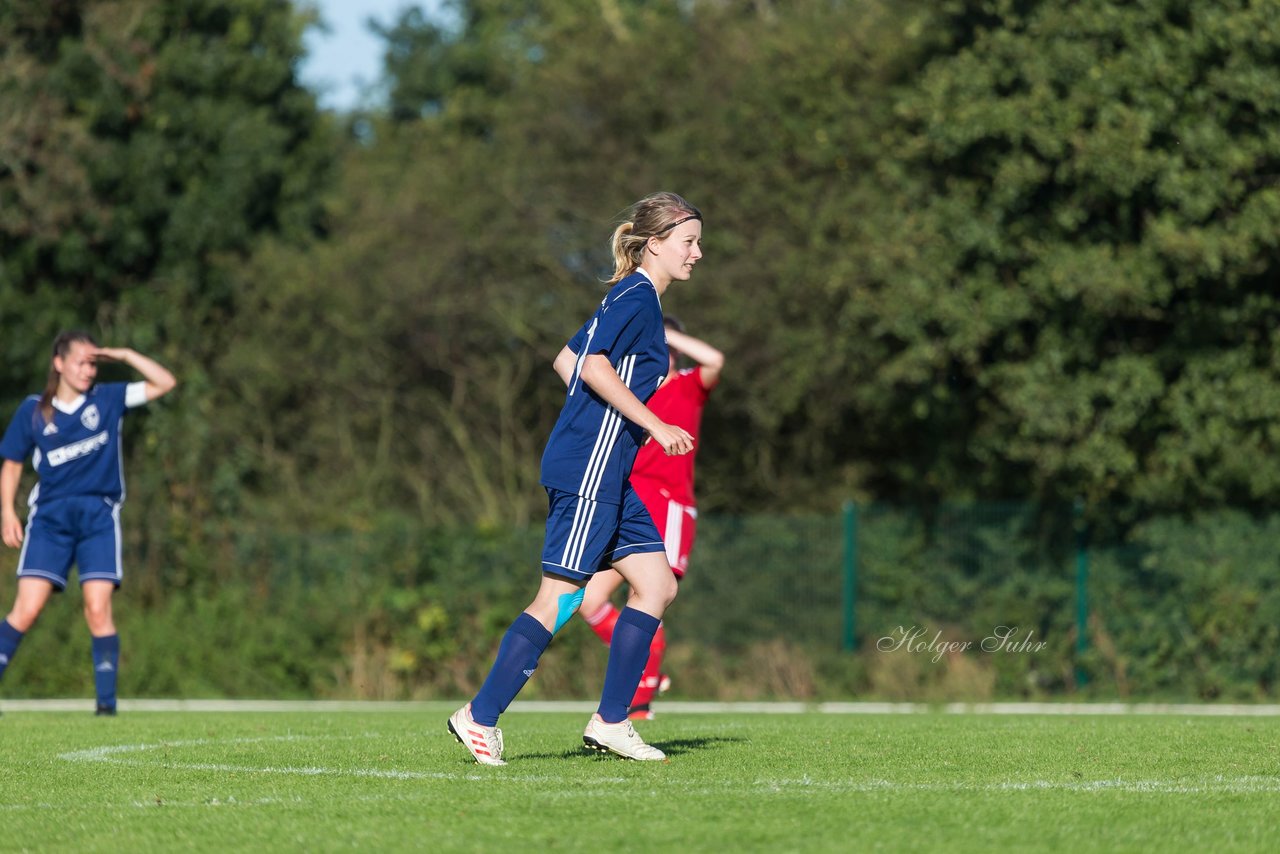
{"left": 680, "top": 502, "right": 1079, "bottom": 649}
{"left": 4, "top": 503, "right": 1279, "bottom": 700}
{"left": 676, "top": 502, "right": 1280, "bottom": 699}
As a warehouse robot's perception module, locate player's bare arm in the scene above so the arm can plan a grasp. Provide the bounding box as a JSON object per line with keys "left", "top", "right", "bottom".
{"left": 665, "top": 328, "right": 724, "bottom": 389}
{"left": 1, "top": 459, "right": 24, "bottom": 548}
{"left": 578, "top": 354, "right": 694, "bottom": 456}
{"left": 92, "top": 347, "right": 178, "bottom": 402}
{"left": 553, "top": 345, "right": 577, "bottom": 386}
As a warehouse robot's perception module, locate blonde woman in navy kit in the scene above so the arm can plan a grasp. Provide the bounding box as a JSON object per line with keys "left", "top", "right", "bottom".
{"left": 449, "top": 192, "right": 702, "bottom": 764}
{"left": 0, "top": 331, "right": 177, "bottom": 715}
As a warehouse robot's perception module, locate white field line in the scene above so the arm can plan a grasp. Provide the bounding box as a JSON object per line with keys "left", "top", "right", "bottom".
{"left": 6, "top": 699, "right": 1280, "bottom": 715}
{"left": 54, "top": 735, "right": 633, "bottom": 785}
{"left": 45, "top": 734, "right": 1280, "bottom": 798}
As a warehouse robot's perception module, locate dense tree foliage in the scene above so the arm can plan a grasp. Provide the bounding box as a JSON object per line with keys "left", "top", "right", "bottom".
{"left": 8, "top": 0, "right": 1280, "bottom": 702}
{"left": 859, "top": 0, "right": 1280, "bottom": 512}
{"left": 221, "top": 0, "right": 922, "bottom": 524}
{"left": 1, "top": 0, "right": 335, "bottom": 582}
{"left": 6, "top": 0, "right": 1280, "bottom": 536}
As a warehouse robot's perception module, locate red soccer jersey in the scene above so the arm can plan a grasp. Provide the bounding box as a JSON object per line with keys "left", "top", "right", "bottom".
{"left": 629, "top": 368, "right": 711, "bottom": 507}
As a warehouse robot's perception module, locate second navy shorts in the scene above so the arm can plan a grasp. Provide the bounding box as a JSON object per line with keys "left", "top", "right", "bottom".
{"left": 16, "top": 495, "right": 123, "bottom": 590}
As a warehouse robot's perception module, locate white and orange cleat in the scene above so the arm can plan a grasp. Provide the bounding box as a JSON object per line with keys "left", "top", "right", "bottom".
{"left": 583, "top": 713, "right": 666, "bottom": 761}
{"left": 448, "top": 704, "right": 506, "bottom": 766}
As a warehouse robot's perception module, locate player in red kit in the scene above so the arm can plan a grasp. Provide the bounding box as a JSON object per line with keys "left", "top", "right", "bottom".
{"left": 578, "top": 316, "right": 723, "bottom": 719}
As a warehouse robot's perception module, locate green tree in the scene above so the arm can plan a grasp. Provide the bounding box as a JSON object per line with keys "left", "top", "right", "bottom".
{"left": 847, "top": 0, "right": 1280, "bottom": 512}
{"left": 1, "top": 0, "right": 336, "bottom": 587}
{"left": 219, "top": 0, "right": 922, "bottom": 523}
{"left": 217, "top": 122, "right": 586, "bottom": 527}
{"left": 465, "top": 0, "right": 921, "bottom": 510}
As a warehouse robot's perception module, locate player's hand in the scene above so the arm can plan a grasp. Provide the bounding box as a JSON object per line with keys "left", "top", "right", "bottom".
{"left": 649, "top": 422, "right": 694, "bottom": 456}
{"left": 1, "top": 513, "right": 23, "bottom": 549}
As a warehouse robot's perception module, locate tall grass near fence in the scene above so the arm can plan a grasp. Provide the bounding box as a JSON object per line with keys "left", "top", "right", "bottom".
{"left": 1, "top": 506, "right": 1278, "bottom": 702}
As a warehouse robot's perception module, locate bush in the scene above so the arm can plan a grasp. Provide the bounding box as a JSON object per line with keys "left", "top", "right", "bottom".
{"left": 2, "top": 507, "right": 1279, "bottom": 702}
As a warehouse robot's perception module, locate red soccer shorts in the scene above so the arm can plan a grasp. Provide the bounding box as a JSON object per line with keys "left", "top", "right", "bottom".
{"left": 645, "top": 494, "right": 697, "bottom": 578}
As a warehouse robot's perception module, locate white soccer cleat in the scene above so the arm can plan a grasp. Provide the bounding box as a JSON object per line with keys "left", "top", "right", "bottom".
{"left": 448, "top": 703, "right": 506, "bottom": 766}
{"left": 583, "top": 713, "right": 667, "bottom": 761}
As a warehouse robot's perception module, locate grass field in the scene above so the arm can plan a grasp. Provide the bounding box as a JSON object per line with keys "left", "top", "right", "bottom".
{"left": 2, "top": 705, "right": 1277, "bottom": 852}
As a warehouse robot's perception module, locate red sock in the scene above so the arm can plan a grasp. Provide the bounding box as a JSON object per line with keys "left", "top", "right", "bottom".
{"left": 629, "top": 621, "right": 667, "bottom": 709}
{"left": 583, "top": 603, "right": 620, "bottom": 645}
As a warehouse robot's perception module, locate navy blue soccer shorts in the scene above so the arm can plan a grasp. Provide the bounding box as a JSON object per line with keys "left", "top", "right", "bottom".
{"left": 540, "top": 484, "right": 665, "bottom": 581}
{"left": 16, "top": 496, "right": 123, "bottom": 590}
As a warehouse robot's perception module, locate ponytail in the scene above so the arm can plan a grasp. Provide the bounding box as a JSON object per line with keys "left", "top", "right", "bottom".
{"left": 608, "top": 221, "right": 647, "bottom": 284}
{"left": 38, "top": 365, "right": 59, "bottom": 425}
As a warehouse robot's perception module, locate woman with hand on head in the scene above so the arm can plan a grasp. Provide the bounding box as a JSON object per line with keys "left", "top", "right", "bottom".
{"left": 0, "top": 331, "right": 177, "bottom": 715}
{"left": 449, "top": 192, "right": 702, "bottom": 764}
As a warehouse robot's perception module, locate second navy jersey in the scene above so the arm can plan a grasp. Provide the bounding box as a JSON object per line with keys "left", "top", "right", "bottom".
{"left": 540, "top": 271, "right": 668, "bottom": 505}
{"left": 0, "top": 382, "right": 133, "bottom": 506}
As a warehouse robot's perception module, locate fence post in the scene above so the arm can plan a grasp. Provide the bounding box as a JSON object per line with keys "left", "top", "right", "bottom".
{"left": 843, "top": 501, "right": 858, "bottom": 651}
{"left": 1074, "top": 498, "right": 1089, "bottom": 685}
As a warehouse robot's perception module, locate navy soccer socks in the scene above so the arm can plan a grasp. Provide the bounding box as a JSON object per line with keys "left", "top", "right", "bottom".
{"left": 0, "top": 623, "right": 119, "bottom": 714}
{"left": 0, "top": 619, "right": 23, "bottom": 682}
{"left": 470, "top": 613, "right": 552, "bottom": 727}
{"left": 92, "top": 634, "right": 120, "bottom": 713}
{"left": 597, "top": 607, "right": 660, "bottom": 723}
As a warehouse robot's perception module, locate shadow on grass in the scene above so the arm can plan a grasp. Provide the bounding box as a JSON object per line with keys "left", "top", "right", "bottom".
{"left": 513, "top": 735, "right": 747, "bottom": 762}
{"left": 649, "top": 735, "right": 746, "bottom": 757}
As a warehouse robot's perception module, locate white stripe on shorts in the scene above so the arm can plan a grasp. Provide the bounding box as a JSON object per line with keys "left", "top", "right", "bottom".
{"left": 665, "top": 500, "right": 683, "bottom": 568}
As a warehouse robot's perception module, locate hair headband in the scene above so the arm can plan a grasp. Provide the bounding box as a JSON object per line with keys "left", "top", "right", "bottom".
{"left": 652, "top": 212, "right": 702, "bottom": 235}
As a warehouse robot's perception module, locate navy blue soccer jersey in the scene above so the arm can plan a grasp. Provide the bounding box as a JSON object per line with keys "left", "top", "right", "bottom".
{"left": 540, "top": 271, "right": 669, "bottom": 504}
{"left": 0, "top": 382, "right": 140, "bottom": 506}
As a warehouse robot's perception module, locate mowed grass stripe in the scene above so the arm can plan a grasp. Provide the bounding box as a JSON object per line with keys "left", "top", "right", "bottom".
{"left": 2, "top": 712, "right": 1277, "bottom": 852}
{"left": 54, "top": 732, "right": 1280, "bottom": 794}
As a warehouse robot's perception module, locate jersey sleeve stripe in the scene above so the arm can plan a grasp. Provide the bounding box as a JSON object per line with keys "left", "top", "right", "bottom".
{"left": 575, "top": 354, "right": 637, "bottom": 500}
{"left": 578, "top": 355, "right": 637, "bottom": 500}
